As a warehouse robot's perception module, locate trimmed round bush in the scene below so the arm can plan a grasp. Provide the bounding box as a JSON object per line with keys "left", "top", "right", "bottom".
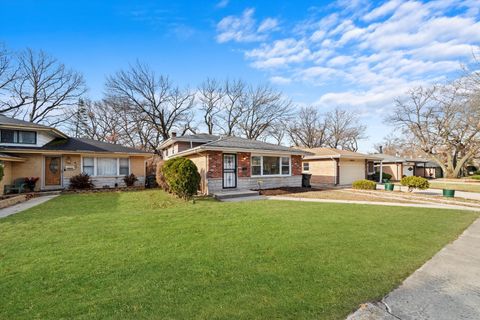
{"left": 161, "top": 157, "right": 201, "bottom": 199}
{"left": 400, "top": 176, "right": 430, "bottom": 192}
{"left": 352, "top": 179, "right": 377, "bottom": 190}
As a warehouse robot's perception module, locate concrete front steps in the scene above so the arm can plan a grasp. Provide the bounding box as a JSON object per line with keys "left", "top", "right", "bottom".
{"left": 213, "top": 189, "right": 265, "bottom": 202}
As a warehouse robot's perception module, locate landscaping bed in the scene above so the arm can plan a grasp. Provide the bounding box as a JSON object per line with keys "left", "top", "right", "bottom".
{"left": 0, "top": 190, "right": 477, "bottom": 319}
{"left": 257, "top": 186, "right": 322, "bottom": 196}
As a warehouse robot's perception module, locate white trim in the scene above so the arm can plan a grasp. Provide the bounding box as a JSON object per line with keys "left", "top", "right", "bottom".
{"left": 250, "top": 154, "right": 292, "bottom": 177}
{"left": 81, "top": 155, "right": 131, "bottom": 177}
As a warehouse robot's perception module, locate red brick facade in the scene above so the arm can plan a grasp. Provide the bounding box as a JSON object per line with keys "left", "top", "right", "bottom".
{"left": 291, "top": 155, "right": 302, "bottom": 176}
{"left": 237, "top": 152, "right": 251, "bottom": 177}
{"left": 207, "top": 151, "right": 301, "bottom": 179}
{"left": 207, "top": 151, "right": 223, "bottom": 178}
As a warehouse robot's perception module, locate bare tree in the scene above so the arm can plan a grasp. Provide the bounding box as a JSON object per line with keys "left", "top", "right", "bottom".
{"left": 288, "top": 106, "right": 328, "bottom": 148}
{"left": 5, "top": 49, "right": 85, "bottom": 125}
{"left": 0, "top": 44, "right": 19, "bottom": 112}
{"left": 105, "top": 62, "right": 196, "bottom": 148}
{"left": 218, "top": 79, "right": 245, "bottom": 136}
{"left": 198, "top": 78, "right": 224, "bottom": 134}
{"left": 388, "top": 81, "right": 480, "bottom": 178}
{"left": 239, "top": 84, "right": 293, "bottom": 140}
{"left": 325, "top": 107, "right": 366, "bottom": 151}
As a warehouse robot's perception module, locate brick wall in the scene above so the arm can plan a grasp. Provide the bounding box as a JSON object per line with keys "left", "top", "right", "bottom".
{"left": 207, "top": 151, "right": 223, "bottom": 179}
{"left": 237, "top": 152, "right": 251, "bottom": 177}
{"left": 291, "top": 155, "right": 302, "bottom": 176}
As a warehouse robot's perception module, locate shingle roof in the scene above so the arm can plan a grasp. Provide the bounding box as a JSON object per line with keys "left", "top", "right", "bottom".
{"left": 300, "top": 147, "right": 381, "bottom": 160}
{"left": 39, "top": 137, "right": 150, "bottom": 154}
{"left": 371, "top": 153, "right": 406, "bottom": 162}
{"left": 0, "top": 115, "right": 53, "bottom": 130}
{"left": 201, "top": 135, "right": 306, "bottom": 154}
{"left": 0, "top": 152, "right": 25, "bottom": 161}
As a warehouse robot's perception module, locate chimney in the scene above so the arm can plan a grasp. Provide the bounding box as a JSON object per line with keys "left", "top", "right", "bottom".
{"left": 379, "top": 145, "right": 383, "bottom": 154}
{"left": 171, "top": 132, "right": 177, "bottom": 138}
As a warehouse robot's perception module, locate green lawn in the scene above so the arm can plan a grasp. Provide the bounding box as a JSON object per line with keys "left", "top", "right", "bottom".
{"left": 0, "top": 190, "right": 477, "bottom": 319}
{"left": 429, "top": 181, "right": 480, "bottom": 193}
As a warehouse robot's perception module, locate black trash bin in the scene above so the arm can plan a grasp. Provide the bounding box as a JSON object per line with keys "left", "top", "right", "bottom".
{"left": 302, "top": 173, "right": 312, "bottom": 188}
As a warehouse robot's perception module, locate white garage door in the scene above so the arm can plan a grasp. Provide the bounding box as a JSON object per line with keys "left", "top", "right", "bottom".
{"left": 339, "top": 162, "right": 365, "bottom": 185}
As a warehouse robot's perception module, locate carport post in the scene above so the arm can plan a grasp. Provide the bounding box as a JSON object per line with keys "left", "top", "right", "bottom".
{"left": 379, "top": 160, "right": 383, "bottom": 183}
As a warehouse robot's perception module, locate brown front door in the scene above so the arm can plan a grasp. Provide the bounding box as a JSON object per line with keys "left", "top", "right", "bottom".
{"left": 45, "top": 156, "right": 61, "bottom": 186}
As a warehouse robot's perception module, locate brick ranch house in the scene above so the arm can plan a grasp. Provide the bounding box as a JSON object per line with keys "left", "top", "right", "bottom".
{"left": 159, "top": 133, "right": 308, "bottom": 195}
{"left": 299, "top": 147, "right": 380, "bottom": 185}
{"left": 0, "top": 115, "right": 151, "bottom": 194}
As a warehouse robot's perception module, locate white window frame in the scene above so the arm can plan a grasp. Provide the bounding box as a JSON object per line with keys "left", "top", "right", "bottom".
{"left": 251, "top": 155, "right": 291, "bottom": 177}
{"left": 303, "top": 162, "right": 310, "bottom": 172}
{"left": 81, "top": 156, "right": 130, "bottom": 177}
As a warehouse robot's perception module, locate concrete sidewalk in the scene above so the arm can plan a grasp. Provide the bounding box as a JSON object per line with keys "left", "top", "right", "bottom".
{"left": 0, "top": 195, "right": 58, "bottom": 218}
{"left": 348, "top": 218, "right": 480, "bottom": 320}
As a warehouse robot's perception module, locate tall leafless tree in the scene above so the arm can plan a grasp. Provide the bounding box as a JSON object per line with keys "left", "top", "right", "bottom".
{"left": 0, "top": 44, "right": 19, "bottom": 112}
{"left": 4, "top": 48, "right": 85, "bottom": 126}
{"left": 325, "top": 107, "right": 366, "bottom": 151}
{"left": 388, "top": 81, "right": 480, "bottom": 178}
{"left": 218, "top": 79, "right": 245, "bottom": 136}
{"left": 239, "top": 84, "right": 293, "bottom": 140}
{"left": 197, "top": 78, "right": 224, "bottom": 134}
{"left": 105, "top": 62, "right": 196, "bottom": 149}
{"left": 288, "top": 106, "right": 329, "bottom": 148}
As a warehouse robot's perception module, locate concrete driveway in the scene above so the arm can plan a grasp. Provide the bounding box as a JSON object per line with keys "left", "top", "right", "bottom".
{"left": 348, "top": 218, "right": 480, "bottom": 319}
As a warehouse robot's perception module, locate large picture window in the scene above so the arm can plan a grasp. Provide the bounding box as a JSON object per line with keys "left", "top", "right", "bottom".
{"left": 251, "top": 156, "right": 291, "bottom": 176}
{"left": 82, "top": 157, "right": 130, "bottom": 176}
{"left": 0, "top": 129, "right": 36, "bottom": 144}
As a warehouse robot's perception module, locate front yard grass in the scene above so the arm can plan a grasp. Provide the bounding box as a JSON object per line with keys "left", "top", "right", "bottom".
{"left": 0, "top": 190, "right": 477, "bottom": 319}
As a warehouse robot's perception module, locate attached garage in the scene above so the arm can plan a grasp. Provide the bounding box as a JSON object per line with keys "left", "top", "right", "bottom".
{"left": 300, "top": 147, "right": 381, "bottom": 186}
{"left": 339, "top": 159, "right": 367, "bottom": 185}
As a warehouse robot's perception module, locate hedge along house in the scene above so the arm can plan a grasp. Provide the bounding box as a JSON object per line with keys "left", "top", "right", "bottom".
{"left": 159, "top": 133, "right": 308, "bottom": 195}
{"left": 0, "top": 115, "right": 151, "bottom": 194}
{"left": 300, "top": 147, "right": 381, "bottom": 186}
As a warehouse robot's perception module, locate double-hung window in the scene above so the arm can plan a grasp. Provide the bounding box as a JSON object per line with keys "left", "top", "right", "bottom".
{"left": 83, "top": 157, "right": 95, "bottom": 176}
{"left": 119, "top": 158, "right": 129, "bottom": 175}
{"left": 251, "top": 156, "right": 291, "bottom": 176}
{"left": 303, "top": 162, "right": 310, "bottom": 172}
{"left": 82, "top": 157, "right": 130, "bottom": 176}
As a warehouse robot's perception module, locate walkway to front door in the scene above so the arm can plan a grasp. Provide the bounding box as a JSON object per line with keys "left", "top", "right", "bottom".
{"left": 222, "top": 154, "right": 237, "bottom": 189}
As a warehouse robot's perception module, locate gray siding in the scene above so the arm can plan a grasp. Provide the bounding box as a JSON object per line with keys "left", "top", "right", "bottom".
{"left": 207, "top": 175, "right": 301, "bottom": 194}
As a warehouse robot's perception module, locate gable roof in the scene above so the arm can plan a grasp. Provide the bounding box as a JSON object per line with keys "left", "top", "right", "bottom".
{"left": 159, "top": 133, "right": 220, "bottom": 149}
{"left": 0, "top": 115, "right": 67, "bottom": 138}
{"left": 168, "top": 134, "right": 307, "bottom": 157}
{"left": 43, "top": 137, "right": 150, "bottom": 154}
{"left": 1, "top": 137, "right": 150, "bottom": 155}
{"left": 301, "top": 147, "right": 381, "bottom": 160}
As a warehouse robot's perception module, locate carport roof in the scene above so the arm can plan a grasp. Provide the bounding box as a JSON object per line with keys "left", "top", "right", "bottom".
{"left": 301, "top": 147, "right": 382, "bottom": 160}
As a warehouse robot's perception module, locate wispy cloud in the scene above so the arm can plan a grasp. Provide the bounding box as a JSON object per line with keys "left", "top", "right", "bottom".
{"left": 217, "top": 1, "right": 480, "bottom": 111}
{"left": 216, "top": 0, "right": 229, "bottom": 9}
{"left": 216, "top": 8, "right": 279, "bottom": 43}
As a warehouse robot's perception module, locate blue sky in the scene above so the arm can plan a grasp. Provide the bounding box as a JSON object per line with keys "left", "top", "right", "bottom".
{"left": 1, "top": 0, "right": 479, "bottom": 151}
